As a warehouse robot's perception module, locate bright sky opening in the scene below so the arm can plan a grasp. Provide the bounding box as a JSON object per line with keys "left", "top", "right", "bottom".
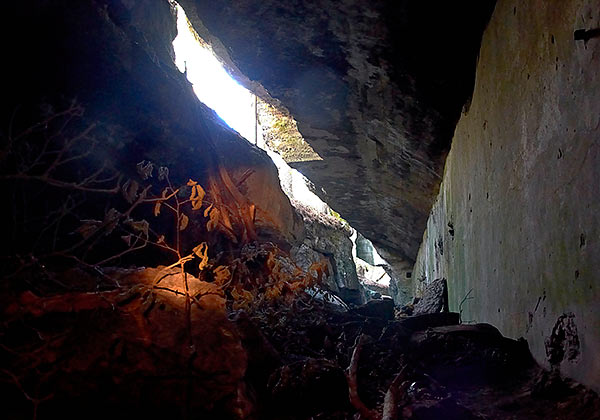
{"left": 170, "top": 3, "right": 391, "bottom": 285}
{"left": 171, "top": 3, "right": 327, "bottom": 211}
{"left": 172, "top": 4, "right": 256, "bottom": 140}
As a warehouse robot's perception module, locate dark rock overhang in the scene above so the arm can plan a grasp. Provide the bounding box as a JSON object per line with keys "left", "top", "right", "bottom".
{"left": 179, "top": 0, "right": 496, "bottom": 269}
{"left": 2, "top": 0, "right": 302, "bottom": 259}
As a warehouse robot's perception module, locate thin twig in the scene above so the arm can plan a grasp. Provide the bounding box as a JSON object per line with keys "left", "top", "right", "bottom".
{"left": 94, "top": 234, "right": 148, "bottom": 266}
{"left": 347, "top": 334, "right": 379, "bottom": 420}
{"left": 0, "top": 174, "right": 122, "bottom": 193}
{"left": 1, "top": 369, "right": 54, "bottom": 420}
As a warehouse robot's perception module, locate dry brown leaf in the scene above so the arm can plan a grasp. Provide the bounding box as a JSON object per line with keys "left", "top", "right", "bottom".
{"left": 121, "top": 234, "right": 132, "bottom": 246}
{"left": 213, "top": 265, "right": 231, "bottom": 286}
{"left": 136, "top": 161, "right": 153, "bottom": 180}
{"left": 76, "top": 219, "right": 102, "bottom": 239}
{"left": 103, "top": 208, "right": 121, "bottom": 236}
{"left": 191, "top": 185, "right": 205, "bottom": 210}
{"left": 122, "top": 179, "right": 139, "bottom": 203}
{"left": 231, "top": 287, "right": 254, "bottom": 310}
{"left": 206, "top": 208, "right": 220, "bottom": 231}
{"left": 193, "top": 242, "right": 209, "bottom": 271}
{"left": 204, "top": 203, "right": 213, "bottom": 217}
{"left": 126, "top": 219, "right": 149, "bottom": 237}
{"left": 158, "top": 166, "right": 169, "bottom": 181}
{"left": 179, "top": 213, "right": 189, "bottom": 231}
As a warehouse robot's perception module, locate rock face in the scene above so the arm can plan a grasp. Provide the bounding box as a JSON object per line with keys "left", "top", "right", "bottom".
{"left": 412, "top": 0, "right": 600, "bottom": 392}
{"left": 5, "top": 0, "right": 600, "bottom": 415}
{"left": 355, "top": 233, "right": 376, "bottom": 265}
{"left": 291, "top": 203, "right": 363, "bottom": 304}
{"left": 179, "top": 0, "right": 496, "bottom": 273}
{"left": 413, "top": 278, "right": 449, "bottom": 315}
{"left": 2, "top": 267, "right": 250, "bottom": 419}
{"left": 351, "top": 297, "right": 395, "bottom": 321}
{"left": 2, "top": 0, "right": 304, "bottom": 264}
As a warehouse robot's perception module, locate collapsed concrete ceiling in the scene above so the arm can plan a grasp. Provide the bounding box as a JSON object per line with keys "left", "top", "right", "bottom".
{"left": 178, "top": 0, "right": 496, "bottom": 270}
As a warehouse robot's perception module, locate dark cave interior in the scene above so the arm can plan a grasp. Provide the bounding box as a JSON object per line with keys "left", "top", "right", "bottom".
{"left": 1, "top": 1, "right": 599, "bottom": 419}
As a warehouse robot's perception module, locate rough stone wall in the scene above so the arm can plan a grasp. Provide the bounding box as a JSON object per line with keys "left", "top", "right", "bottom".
{"left": 179, "top": 0, "right": 495, "bottom": 276}
{"left": 414, "top": 0, "right": 600, "bottom": 391}
{"left": 291, "top": 204, "right": 363, "bottom": 304}
{"left": 2, "top": 0, "right": 303, "bottom": 252}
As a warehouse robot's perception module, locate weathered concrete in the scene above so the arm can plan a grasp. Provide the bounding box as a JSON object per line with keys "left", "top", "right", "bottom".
{"left": 414, "top": 0, "right": 600, "bottom": 391}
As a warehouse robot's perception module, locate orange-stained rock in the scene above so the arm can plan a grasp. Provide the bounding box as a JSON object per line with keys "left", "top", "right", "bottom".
{"left": 1, "top": 267, "right": 251, "bottom": 419}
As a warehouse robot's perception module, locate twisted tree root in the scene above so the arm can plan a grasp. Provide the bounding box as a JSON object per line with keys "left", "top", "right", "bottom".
{"left": 347, "top": 333, "right": 410, "bottom": 420}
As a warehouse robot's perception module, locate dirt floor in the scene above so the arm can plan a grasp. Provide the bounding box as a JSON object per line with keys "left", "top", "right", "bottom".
{"left": 1, "top": 267, "right": 599, "bottom": 419}
{"left": 245, "top": 297, "right": 600, "bottom": 420}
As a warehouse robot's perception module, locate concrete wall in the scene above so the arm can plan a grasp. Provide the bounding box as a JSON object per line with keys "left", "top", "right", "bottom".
{"left": 414, "top": 0, "right": 600, "bottom": 391}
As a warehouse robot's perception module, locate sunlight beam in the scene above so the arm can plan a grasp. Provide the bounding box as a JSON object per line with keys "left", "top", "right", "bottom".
{"left": 173, "top": 4, "right": 255, "bottom": 140}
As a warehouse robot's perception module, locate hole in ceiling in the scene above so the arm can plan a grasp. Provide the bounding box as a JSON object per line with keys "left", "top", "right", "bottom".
{"left": 172, "top": 3, "right": 255, "bottom": 140}
{"left": 172, "top": 2, "right": 328, "bottom": 206}
{"left": 172, "top": 2, "right": 320, "bottom": 162}
{"left": 171, "top": 2, "right": 391, "bottom": 297}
